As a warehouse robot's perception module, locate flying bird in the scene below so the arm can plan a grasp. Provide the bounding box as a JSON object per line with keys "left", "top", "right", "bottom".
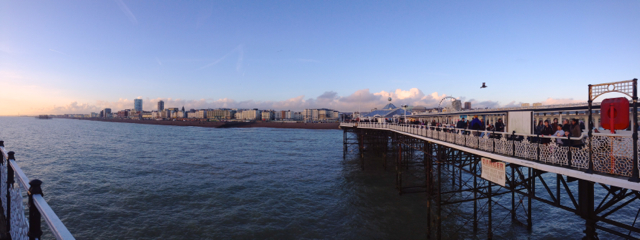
{"left": 480, "top": 82, "right": 487, "bottom": 88}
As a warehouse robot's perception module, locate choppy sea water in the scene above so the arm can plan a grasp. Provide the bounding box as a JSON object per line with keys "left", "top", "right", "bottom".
{"left": 0, "top": 117, "right": 637, "bottom": 239}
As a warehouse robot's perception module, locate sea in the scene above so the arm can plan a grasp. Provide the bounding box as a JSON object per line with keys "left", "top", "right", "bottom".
{"left": 0, "top": 117, "right": 637, "bottom": 239}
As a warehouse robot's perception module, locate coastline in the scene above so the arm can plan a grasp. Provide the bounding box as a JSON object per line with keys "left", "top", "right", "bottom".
{"left": 72, "top": 118, "right": 340, "bottom": 129}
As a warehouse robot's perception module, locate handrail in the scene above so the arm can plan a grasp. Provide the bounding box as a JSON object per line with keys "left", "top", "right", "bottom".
{"left": 340, "top": 122, "right": 637, "bottom": 179}
{"left": 10, "top": 160, "right": 30, "bottom": 191}
{"left": 348, "top": 122, "right": 593, "bottom": 140}
{"left": 0, "top": 143, "right": 75, "bottom": 240}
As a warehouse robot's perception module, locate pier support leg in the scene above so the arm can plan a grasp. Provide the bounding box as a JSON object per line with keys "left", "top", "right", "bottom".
{"left": 396, "top": 143, "right": 402, "bottom": 194}
{"left": 473, "top": 155, "right": 478, "bottom": 234}
{"left": 436, "top": 145, "right": 442, "bottom": 240}
{"left": 579, "top": 180, "right": 598, "bottom": 240}
{"left": 511, "top": 165, "right": 516, "bottom": 221}
{"left": 528, "top": 168, "right": 533, "bottom": 231}
{"left": 488, "top": 180, "right": 493, "bottom": 240}
{"left": 425, "top": 141, "right": 433, "bottom": 239}
{"left": 360, "top": 134, "right": 364, "bottom": 170}
{"left": 343, "top": 130, "right": 347, "bottom": 159}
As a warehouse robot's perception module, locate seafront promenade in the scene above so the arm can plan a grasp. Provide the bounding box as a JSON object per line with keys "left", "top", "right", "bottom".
{"left": 73, "top": 118, "right": 340, "bottom": 129}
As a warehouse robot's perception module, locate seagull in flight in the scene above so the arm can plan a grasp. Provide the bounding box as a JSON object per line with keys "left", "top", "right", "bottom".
{"left": 480, "top": 82, "right": 487, "bottom": 88}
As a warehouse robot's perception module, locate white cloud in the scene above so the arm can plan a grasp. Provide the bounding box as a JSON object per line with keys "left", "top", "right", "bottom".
{"left": 30, "top": 88, "right": 588, "bottom": 115}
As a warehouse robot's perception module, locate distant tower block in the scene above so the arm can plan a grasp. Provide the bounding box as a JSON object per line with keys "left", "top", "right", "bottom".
{"left": 532, "top": 103, "right": 542, "bottom": 108}
{"left": 521, "top": 103, "right": 530, "bottom": 108}
{"left": 158, "top": 100, "right": 164, "bottom": 111}
{"left": 464, "top": 102, "right": 471, "bottom": 110}
{"left": 134, "top": 99, "right": 143, "bottom": 112}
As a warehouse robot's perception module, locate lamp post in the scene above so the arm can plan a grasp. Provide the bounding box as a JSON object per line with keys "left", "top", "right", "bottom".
{"left": 402, "top": 105, "right": 408, "bottom": 123}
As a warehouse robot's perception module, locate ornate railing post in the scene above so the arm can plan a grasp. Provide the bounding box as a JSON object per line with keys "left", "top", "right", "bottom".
{"left": 28, "top": 179, "right": 43, "bottom": 240}
{"left": 631, "top": 78, "right": 639, "bottom": 182}
{"left": 536, "top": 134, "right": 541, "bottom": 162}
{"left": 6, "top": 151, "right": 14, "bottom": 235}
{"left": 511, "top": 131, "right": 516, "bottom": 157}
{"left": 587, "top": 85, "right": 594, "bottom": 174}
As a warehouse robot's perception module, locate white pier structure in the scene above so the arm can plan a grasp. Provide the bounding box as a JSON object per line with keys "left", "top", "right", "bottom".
{"left": 338, "top": 79, "right": 640, "bottom": 239}
{"left": 344, "top": 121, "right": 640, "bottom": 190}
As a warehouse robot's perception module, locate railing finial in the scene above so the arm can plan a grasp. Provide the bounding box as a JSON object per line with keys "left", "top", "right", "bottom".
{"left": 8, "top": 151, "right": 15, "bottom": 160}
{"left": 28, "top": 179, "right": 43, "bottom": 196}
{"left": 28, "top": 179, "right": 44, "bottom": 240}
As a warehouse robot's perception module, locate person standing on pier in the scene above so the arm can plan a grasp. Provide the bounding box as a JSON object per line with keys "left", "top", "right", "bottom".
{"left": 552, "top": 118, "right": 560, "bottom": 130}
{"left": 456, "top": 118, "right": 466, "bottom": 129}
{"left": 540, "top": 120, "right": 554, "bottom": 144}
{"left": 469, "top": 115, "right": 482, "bottom": 135}
{"left": 562, "top": 119, "right": 570, "bottom": 133}
{"left": 495, "top": 118, "right": 505, "bottom": 132}
{"left": 535, "top": 120, "right": 544, "bottom": 134}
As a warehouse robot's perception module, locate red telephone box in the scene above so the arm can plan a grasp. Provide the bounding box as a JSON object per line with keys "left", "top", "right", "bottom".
{"left": 600, "top": 97, "right": 629, "bottom": 133}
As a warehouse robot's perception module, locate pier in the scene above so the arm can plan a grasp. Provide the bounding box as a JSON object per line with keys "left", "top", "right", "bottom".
{"left": 341, "top": 80, "right": 640, "bottom": 239}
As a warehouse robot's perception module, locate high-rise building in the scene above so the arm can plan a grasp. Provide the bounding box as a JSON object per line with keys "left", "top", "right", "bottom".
{"left": 157, "top": 100, "right": 164, "bottom": 111}
{"left": 464, "top": 102, "right": 471, "bottom": 110}
{"left": 134, "top": 99, "right": 143, "bottom": 112}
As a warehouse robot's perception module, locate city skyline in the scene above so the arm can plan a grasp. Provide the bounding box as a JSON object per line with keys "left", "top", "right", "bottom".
{"left": 1, "top": 1, "right": 638, "bottom": 116}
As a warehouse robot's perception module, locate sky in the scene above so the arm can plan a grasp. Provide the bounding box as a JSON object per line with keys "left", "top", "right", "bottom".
{"left": 1, "top": 1, "right": 639, "bottom": 115}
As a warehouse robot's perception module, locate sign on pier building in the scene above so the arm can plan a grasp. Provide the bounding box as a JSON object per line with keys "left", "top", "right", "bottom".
{"left": 481, "top": 157, "right": 506, "bottom": 187}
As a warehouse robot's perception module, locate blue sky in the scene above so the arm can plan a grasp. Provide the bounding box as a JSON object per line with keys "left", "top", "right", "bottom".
{"left": 1, "top": 1, "right": 639, "bottom": 115}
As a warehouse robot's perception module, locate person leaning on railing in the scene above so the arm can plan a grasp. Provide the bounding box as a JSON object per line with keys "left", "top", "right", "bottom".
{"left": 553, "top": 125, "right": 565, "bottom": 145}
{"left": 564, "top": 119, "right": 583, "bottom": 147}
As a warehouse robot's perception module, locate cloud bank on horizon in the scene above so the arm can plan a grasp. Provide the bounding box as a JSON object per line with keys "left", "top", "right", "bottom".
{"left": 38, "top": 88, "right": 583, "bottom": 115}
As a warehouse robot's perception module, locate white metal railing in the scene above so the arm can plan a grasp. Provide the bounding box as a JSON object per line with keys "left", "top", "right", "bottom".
{"left": 0, "top": 142, "right": 75, "bottom": 240}
{"left": 340, "top": 122, "right": 637, "bottom": 179}
{"left": 411, "top": 101, "right": 603, "bottom": 116}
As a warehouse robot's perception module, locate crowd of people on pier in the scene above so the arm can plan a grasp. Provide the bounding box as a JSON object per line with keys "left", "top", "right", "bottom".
{"left": 349, "top": 115, "right": 591, "bottom": 147}
{"left": 533, "top": 118, "right": 584, "bottom": 146}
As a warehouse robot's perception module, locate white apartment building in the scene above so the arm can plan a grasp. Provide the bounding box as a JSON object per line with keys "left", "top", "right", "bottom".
{"left": 241, "top": 109, "right": 261, "bottom": 120}
{"left": 261, "top": 111, "right": 274, "bottom": 121}
{"left": 303, "top": 108, "right": 339, "bottom": 122}
{"left": 195, "top": 110, "right": 208, "bottom": 119}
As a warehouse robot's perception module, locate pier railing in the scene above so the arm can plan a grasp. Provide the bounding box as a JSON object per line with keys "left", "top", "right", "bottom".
{"left": 0, "top": 141, "right": 74, "bottom": 240}
{"left": 341, "top": 122, "right": 639, "bottom": 180}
